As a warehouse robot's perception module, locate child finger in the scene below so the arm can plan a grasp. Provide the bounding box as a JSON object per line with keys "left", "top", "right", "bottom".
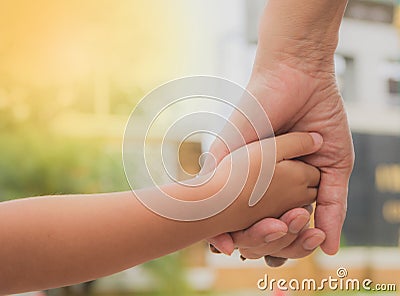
{"left": 275, "top": 132, "right": 323, "bottom": 162}
{"left": 303, "top": 164, "right": 321, "bottom": 187}
{"left": 307, "top": 188, "right": 318, "bottom": 203}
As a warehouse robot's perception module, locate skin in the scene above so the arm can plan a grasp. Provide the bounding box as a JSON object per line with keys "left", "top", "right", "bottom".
{"left": 208, "top": 0, "right": 354, "bottom": 263}
{"left": 0, "top": 132, "right": 321, "bottom": 295}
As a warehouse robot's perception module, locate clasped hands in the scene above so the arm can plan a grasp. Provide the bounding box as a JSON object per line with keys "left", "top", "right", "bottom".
{"left": 203, "top": 31, "right": 354, "bottom": 267}
{"left": 205, "top": 131, "right": 326, "bottom": 267}
{"left": 204, "top": 61, "right": 353, "bottom": 266}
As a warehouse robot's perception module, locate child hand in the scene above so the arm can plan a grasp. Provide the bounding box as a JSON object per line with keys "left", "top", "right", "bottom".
{"left": 211, "top": 132, "right": 322, "bottom": 234}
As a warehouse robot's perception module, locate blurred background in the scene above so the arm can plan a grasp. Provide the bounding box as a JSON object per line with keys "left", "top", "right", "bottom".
{"left": 1, "top": 0, "right": 399, "bottom": 295}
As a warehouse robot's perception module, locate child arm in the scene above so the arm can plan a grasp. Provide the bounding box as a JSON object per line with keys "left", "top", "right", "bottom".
{"left": 0, "top": 132, "right": 321, "bottom": 294}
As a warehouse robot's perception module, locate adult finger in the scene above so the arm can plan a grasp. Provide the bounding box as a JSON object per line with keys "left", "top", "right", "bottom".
{"left": 240, "top": 228, "right": 325, "bottom": 261}
{"left": 315, "top": 171, "right": 348, "bottom": 255}
{"left": 269, "top": 228, "right": 326, "bottom": 259}
{"left": 235, "top": 209, "right": 311, "bottom": 259}
{"left": 231, "top": 207, "right": 311, "bottom": 249}
{"left": 238, "top": 216, "right": 311, "bottom": 259}
{"left": 231, "top": 218, "right": 288, "bottom": 249}
{"left": 207, "top": 233, "right": 235, "bottom": 256}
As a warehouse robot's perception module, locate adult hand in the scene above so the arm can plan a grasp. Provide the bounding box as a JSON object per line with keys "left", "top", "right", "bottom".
{"left": 232, "top": 207, "right": 326, "bottom": 266}
{"left": 209, "top": 206, "right": 326, "bottom": 267}
{"left": 207, "top": 0, "right": 353, "bottom": 260}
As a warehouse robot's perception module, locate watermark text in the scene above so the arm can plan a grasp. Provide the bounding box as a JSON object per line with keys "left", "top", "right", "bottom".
{"left": 257, "top": 267, "right": 397, "bottom": 292}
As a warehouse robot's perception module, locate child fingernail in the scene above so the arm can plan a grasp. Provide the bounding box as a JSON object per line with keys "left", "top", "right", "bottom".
{"left": 289, "top": 215, "right": 309, "bottom": 234}
{"left": 310, "top": 132, "right": 323, "bottom": 146}
{"left": 303, "top": 235, "right": 325, "bottom": 251}
{"left": 264, "top": 231, "right": 287, "bottom": 243}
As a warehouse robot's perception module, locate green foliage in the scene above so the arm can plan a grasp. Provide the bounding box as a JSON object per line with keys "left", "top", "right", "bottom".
{"left": 0, "top": 127, "right": 193, "bottom": 294}
{"left": 142, "top": 252, "right": 192, "bottom": 296}
{"left": 0, "top": 128, "right": 129, "bottom": 201}
{"left": 0, "top": 81, "right": 133, "bottom": 201}
{"left": 0, "top": 83, "right": 191, "bottom": 294}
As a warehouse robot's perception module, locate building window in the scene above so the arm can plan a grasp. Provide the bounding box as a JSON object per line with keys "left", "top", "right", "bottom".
{"left": 388, "top": 78, "right": 400, "bottom": 94}
{"left": 344, "top": 0, "right": 394, "bottom": 24}
{"left": 335, "top": 54, "right": 356, "bottom": 102}
{"left": 382, "top": 60, "right": 400, "bottom": 105}
{"left": 387, "top": 77, "right": 400, "bottom": 105}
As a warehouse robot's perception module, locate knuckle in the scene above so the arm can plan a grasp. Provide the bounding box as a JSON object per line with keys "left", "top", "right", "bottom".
{"left": 275, "top": 161, "right": 308, "bottom": 189}
{"left": 285, "top": 160, "right": 306, "bottom": 182}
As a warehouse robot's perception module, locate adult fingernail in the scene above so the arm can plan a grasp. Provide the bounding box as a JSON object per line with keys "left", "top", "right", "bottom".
{"left": 310, "top": 132, "right": 323, "bottom": 146}
{"left": 264, "top": 231, "right": 287, "bottom": 243}
{"left": 303, "top": 235, "right": 325, "bottom": 251}
{"left": 304, "top": 205, "right": 313, "bottom": 214}
{"left": 264, "top": 256, "right": 288, "bottom": 268}
{"left": 289, "top": 214, "right": 309, "bottom": 234}
{"left": 209, "top": 244, "right": 232, "bottom": 256}
{"left": 209, "top": 244, "right": 221, "bottom": 254}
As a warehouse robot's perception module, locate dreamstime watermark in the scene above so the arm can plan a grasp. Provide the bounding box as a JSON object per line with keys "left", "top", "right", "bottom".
{"left": 257, "top": 267, "right": 397, "bottom": 292}
{"left": 122, "top": 76, "right": 275, "bottom": 221}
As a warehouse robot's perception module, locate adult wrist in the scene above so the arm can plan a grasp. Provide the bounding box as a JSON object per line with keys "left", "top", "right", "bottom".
{"left": 261, "top": 0, "right": 347, "bottom": 43}
{"left": 254, "top": 0, "right": 347, "bottom": 75}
